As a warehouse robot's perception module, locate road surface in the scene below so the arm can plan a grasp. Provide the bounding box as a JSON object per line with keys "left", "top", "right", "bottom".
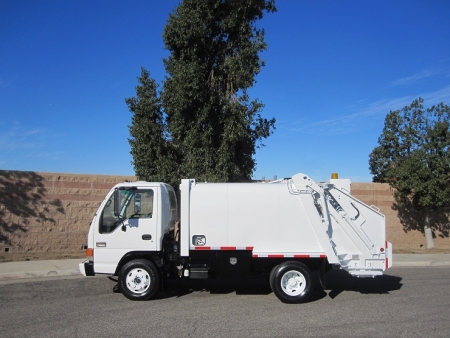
{"left": 0, "top": 267, "right": 449, "bottom": 337}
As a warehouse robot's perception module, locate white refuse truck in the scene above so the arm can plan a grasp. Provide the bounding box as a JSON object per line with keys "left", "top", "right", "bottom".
{"left": 79, "top": 172, "right": 392, "bottom": 303}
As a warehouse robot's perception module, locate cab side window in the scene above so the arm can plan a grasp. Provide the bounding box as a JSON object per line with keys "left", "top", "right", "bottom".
{"left": 126, "top": 189, "right": 154, "bottom": 219}
{"left": 99, "top": 189, "right": 154, "bottom": 234}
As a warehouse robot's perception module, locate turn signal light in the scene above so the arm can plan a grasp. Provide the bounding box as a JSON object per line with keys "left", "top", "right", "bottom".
{"left": 86, "top": 248, "right": 93, "bottom": 258}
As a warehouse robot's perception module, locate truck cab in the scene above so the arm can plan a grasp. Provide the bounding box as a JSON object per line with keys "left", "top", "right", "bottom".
{"left": 83, "top": 182, "right": 177, "bottom": 275}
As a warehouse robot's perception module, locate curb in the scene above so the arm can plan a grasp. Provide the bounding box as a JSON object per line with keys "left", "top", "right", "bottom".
{"left": 393, "top": 261, "right": 450, "bottom": 267}
{"left": 392, "top": 254, "right": 450, "bottom": 268}
{"left": 0, "top": 259, "right": 82, "bottom": 282}
{"left": 0, "top": 269, "right": 81, "bottom": 281}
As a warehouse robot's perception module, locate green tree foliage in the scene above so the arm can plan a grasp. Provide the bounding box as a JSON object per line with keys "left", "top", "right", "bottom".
{"left": 369, "top": 98, "right": 450, "bottom": 247}
{"left": 127, "top": 1, "right": 276, "bottom": 186}
{"left": 161, "top": 0, "right": 277, "bottom": 182}
{"left": 126, "top": 68, "right": 177, "bottom": 184}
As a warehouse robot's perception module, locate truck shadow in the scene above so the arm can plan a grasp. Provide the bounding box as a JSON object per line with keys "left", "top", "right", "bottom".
{"left": 158, "top": 270, "right": 403, "bottom": 302}
{"left": 322, "top": 269, "right": 403, "bottom": 300}
{"left": 159, "top": 277, "right": 273, "bottom": 299}
{"left": 110, "top": 276, "right": 272, "bottom": 299}
{"left": 111, "top": 270, "right": 403, "bottom": 302}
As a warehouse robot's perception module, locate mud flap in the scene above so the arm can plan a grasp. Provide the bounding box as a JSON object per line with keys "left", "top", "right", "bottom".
{"left": 319, "top": 259, "right": 328, "bottom": 289}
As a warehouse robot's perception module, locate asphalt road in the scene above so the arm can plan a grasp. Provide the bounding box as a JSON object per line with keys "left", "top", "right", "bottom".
{"left": 0, "top": 267, "right": 449, "bottom": 338}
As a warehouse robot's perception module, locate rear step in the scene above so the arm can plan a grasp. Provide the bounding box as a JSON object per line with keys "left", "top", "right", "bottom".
{"left": 189, "top": 263, "right": 210, "bottom": 279}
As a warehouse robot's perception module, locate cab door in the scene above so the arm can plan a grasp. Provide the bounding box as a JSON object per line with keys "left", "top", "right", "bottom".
{"left": 93, "top": 187, "right": 158, "bottom": 274}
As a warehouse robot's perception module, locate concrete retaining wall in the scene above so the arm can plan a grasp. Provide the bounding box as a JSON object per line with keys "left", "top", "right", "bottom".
{"left": 0, "top": 170, "right": 449, "bottom": 254}
{"left": 352, "top": 183, "right": 449, "bottom": 251}
{"left": 0, "top": 171, "right": 134, "bottom": 254}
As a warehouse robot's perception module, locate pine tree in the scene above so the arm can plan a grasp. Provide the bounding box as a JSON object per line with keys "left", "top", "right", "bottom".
{"left": 126, "top": 68, "right": 177, "bottom": 184}
{"left": 161, "top": 0, "right": 276, "bottom": 182}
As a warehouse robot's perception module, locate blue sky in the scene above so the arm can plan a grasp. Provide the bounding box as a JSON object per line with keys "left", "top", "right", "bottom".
{"left": 1, "top": 0, "right": 450, "bottom": 182}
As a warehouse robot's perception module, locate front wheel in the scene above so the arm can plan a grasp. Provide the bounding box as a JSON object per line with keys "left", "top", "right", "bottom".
{"left": 270, "top": 261, "right": 313, "bottom": 304}
{"left": 118, "top": 259, "right": 160, "bottom": 301}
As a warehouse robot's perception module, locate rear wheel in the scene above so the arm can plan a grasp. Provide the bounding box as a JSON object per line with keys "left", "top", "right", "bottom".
{"left": 270, "top": 261, "right": 313, "bottom": 303}
{"left": 118, "top": 259, "right": 159, "bottom": 301}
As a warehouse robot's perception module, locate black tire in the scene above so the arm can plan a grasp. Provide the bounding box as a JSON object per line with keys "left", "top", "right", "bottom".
{"left": 118, "top": 259, "right": 160, "bottom": 301}
{"left": 269, "top": 264, "right": 277, "bottom": 290}
{"left": 270, "top": 261, "right": 314, "bottom": 304}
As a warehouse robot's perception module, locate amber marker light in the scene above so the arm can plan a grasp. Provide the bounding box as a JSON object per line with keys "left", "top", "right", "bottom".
{"left": 331, "top": 173, "right": 339, "bottom": 179}
{"left": 86, "top": 248, "right": 93, "bottom": 258}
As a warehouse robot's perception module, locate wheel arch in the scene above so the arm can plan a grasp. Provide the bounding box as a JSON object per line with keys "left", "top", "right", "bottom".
{"left": 114, "top": 251, "right": 162, "bottom": 276}
{"left": 264, "top": 257, "right": 327, "bottom": 275}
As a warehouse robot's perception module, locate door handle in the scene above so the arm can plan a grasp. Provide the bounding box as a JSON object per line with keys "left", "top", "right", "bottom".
{"left": 142, "top": 234, "right": 152, "bottom": 240}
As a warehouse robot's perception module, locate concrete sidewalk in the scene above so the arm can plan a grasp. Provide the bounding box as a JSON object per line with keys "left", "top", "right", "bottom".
{"left": 0, "top": 254, "right": 450, "bottom": 282}
{"left": 0, "top": 259, "right": 85, "bottom": 281}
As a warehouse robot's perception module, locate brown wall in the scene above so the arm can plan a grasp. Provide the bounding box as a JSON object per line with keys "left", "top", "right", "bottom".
{"left": 0, "top": 170, "right": 135, "bottom": 254}
{"left": 0, "top": 170, "right": 449, "bottom": 254}
{"left": 352, "top": 183, "right": 449, "bottom": 251}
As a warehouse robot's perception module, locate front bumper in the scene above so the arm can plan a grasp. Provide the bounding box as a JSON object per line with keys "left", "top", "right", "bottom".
{"left": 79, "top": 260, "right": 95, "bottom": 276}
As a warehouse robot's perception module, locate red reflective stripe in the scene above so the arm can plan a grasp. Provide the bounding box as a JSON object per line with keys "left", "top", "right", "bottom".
{"left": 253, "top": 253, "right": 326, "bottom": 258}
{"left": 194, "top": 246, "right": 254, "bottom": 251}
{"left": 385, "top": 241, "right": 389, "bottom": 269}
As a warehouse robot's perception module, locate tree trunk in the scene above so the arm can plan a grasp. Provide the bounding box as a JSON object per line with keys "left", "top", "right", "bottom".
{"left": 424, "top": 212, "right": 435, "bottom": 249}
